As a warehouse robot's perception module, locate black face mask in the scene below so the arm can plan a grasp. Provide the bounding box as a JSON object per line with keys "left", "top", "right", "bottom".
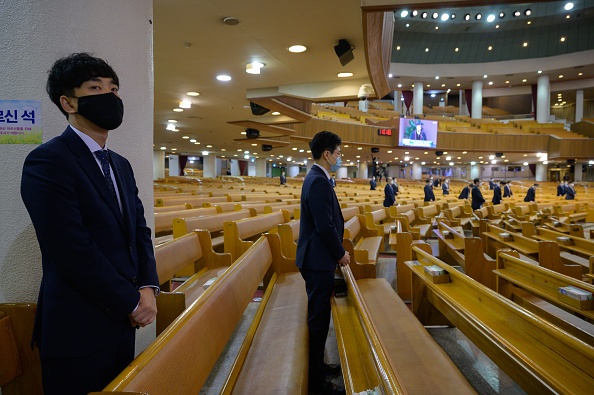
{"left": 76, "top": 92, "right": 124, "bottom": 130}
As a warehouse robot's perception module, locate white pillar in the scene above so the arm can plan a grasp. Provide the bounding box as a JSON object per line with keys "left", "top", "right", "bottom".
{"left": 412, "top": 162, "right": 422, "bottom": 180}
{"left": 574, "top": 162, "right": 583, "bottom": 182}
{"left": 535, "top": 163, "right": 547, "bottom": 182}
{"left": 536, "top": 74, "right": 550, "bottom": 124}
{"left": 576, "top": 89, "right": 584, "bottom": 123}
{"left": 255, "top": 158, "right": 266, "bottom": 177}
{"left": 471, "top": 81, "right": 483, "bottom": 119}
{"left": 394, "top": 91, "right": 402, "bottom": 114}
{"left": 359, "top": 162, "right": 368, "bottom": 179}
{"left": 413, "top": 81, "right": 424, "bottom": 115}
{"left": 288, "top": 164, "right": 299, "bottom": 177}
{"left": 153, "top": 151, "right": 165, "bottom": 180}
{"left": 203, "top": 154, "right": 216, "bottom": 178}
{"left": 247, "top": 160, "right": 256, "bottom": 176}
{"left": 470, "top": 164, "right": 480, "bottom": 180}
{"left": 336, "top": 167, "right": 347, "bottom": 179}
{"left": 230, "top": 159, "right": 241, "bottom": 175}
{"left": 168, "top": 154, "right": 180, "bottom": 177}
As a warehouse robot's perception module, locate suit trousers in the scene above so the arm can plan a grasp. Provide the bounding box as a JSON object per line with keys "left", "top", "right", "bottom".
{"left": 40, "top": 325, "right": 134, "bottom": 395}
{"left": 300, "top": 267, "right": 335, "bottom": 386}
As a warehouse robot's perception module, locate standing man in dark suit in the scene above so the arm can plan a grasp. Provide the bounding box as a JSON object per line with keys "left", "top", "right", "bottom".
{"left": 20, "top": 53, "right": 159, "bottom": 395}
{"left": 296, "top": 131, "right": 347, "bottom": 395}
{"left": 383, "top": 177, "right": 396, "bottom": 207}
{"left": 565, "top": 183, "right": 576, "bottom": 200}
{"left": 392, "top": 178, "right": 399, "bottom": 196}
{"left": 488, "top": 178, "right": 495, "bottom": 190}
{"left": 503, "top": 181, "right": 513, "bottom": 198}
{"left": 471, "top": 178, "right": 485, "bottom": 211}
{"left": 424, "top": 178, "right": 436, "bottom": 202}
{"left": 369, "top": 176, "right": 377, "bottom": 190}
{"left": 492, "top": 181, "right": 502, "bottom": 205}
{"left": 280, "top": 170, "right": 287, "bottom": 185}
{"left": 458, "top": 183, "right": 471, "bottom": 199}
{"left": 442, "top": 178, "right": 450, "bottom": 195}
{"left": 524, "top": 184, "right": 538, "bottom": 202}
{"left": 557, "top": 181, "right": 566, "bottom": 197}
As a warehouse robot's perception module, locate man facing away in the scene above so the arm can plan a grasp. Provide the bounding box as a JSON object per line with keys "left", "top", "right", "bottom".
{"left": 492, "top": 181, "right": 503, "bottom": 205}
{"left": 369, "top": 176, "right": 377, "bottom": 190}
{"left": 295, "top": 131, "right": 348, "bottom": 395}
{"left": 471, "top": 178, "right": 485, "bottom": 211}
{"left": 458, "top": 183, "right": 471, "bottom": 199}
{"left": 565, "top": 182, "right": 576, "bottom": 200}
{"left": 383, "top": 177, "right": 396, "bottom": 207}
{"left": 280, "top": 170, "right": 287, "bottom": 185}
{"left": 503, "top": 181, "right": 513, "bottom": 198}
{"left": 424, "top": 178, "right": 436, "bottom": 202}
{"left": 442, "top": 178, "right": 450, "bottom": 195}
{"left": 524, "top": 183, "right": 538, "bottom": 202}
{"left": 20, "top": 53, "right": 159, "bottom": 395}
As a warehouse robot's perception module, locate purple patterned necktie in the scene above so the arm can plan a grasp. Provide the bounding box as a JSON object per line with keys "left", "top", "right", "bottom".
{"left": 94, "top": 150, "right": 117, "bottom": 201}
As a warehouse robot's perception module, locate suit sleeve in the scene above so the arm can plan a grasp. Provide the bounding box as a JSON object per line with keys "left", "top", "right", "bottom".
{"left": 307, "top": 177, "right": 345, "bottom": 261}
{"left": 21, "top": 146, "right": 140, "bottom": 318}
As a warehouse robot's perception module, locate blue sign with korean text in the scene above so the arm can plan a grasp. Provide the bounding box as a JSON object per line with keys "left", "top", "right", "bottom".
{"left": 0, "top": 100, "right": 42, "bottom": 144}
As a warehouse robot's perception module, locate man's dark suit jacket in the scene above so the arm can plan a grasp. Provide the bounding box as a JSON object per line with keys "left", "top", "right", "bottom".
{"left": 458, "top": 186, "right": 469, "bottom": 199}
{"left": 280, "top": 174, "right": 286, "bottom": 185}
{"left": 442, "top": 183, "right": 449, "bottom": 195}
{"left": 296, "top": 165, "right": 344, "bottom": 272}
{"left": 423, "top": 184, "right": 435, "bottom": 201}
{"left": 383, "top": 183, "right": 396, "bottom": 207}
{"left": 471, "top": 185, "right": 485, "bottom": 210}
{"left": 565, "top": 187, "right": 576, "bottom": 200}
{"left": 370, "top": 179, "right": 376, "bottom": 190}
{"left": 503, "top": 185, "right": 513, "bottom": 197}
{"left": 557, "top": 184, "right": 566, "bottom": 196}
{"left": 21, "top": 127, "right": 158, "bottom": 359}
{"left": 524, "top": 187, "right": 536, "bottom": 202}
{"left": 492, "top": 185, "right": 502, "bottom": 205}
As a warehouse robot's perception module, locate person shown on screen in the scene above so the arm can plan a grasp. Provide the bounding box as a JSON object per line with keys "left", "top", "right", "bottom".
{"left": 411, "top": 120, "right": 427, "bottom": 140}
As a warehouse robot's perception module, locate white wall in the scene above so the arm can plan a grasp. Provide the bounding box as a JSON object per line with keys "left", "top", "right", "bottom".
{"left": 0, "top": 0, "right": 155, "bottom": 354}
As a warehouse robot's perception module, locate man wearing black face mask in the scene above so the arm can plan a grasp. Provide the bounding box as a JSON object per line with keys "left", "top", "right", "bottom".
{"left": 20, "top": 53, "right": 159, "bottom": 395}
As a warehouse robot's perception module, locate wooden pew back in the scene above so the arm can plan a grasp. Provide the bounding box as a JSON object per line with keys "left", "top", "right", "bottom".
{"left": 171, "top": 209, "right": 255, "bottom": 238}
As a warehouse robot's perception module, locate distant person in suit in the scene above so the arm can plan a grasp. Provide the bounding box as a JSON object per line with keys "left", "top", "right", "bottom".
{"left": 369, "top": 176, "right": 377, "bottom": 190}
{"left": 557, "top": 181, "right": 566, "bottom": 197}
{"left": 442, "top": 178, "right": 450, "bottom": 195}
{"left": 492, "top": 181, "right": 502, "bottom": 204}
{"left": 488, "top": 178, "right": 495, "bottom": 190}
{"left": 20, "top": 53, "right": 159, "bottom": 395}
{"left": 458, "top": 183, "right": 471, "bottom": 199}
{"left": 411, "top": 121, "right": 427, "bottom": 140}
{"left": 280, "top": 170, "right": 286, "bottom": 185}
{"left": 392, "top": 178, "right": 399, "bottom": 196}
{"left": 424, "top": 179, "right": 435, "bottom": 202}
{"left": 565, "top": 183, "right": 576, "bottom": 200}
{"left": 503, "top": 181, "right": 513, "bottom": 198}
{"left": 296, "top": 131, "right": 347, "bottom": 395}
{"left": 524, "top": 183, "right": 538, "bottom": 202}
{"left": 383, "top": 177, "right": 396, "bottom": 207}
{"left": 471, "top": 178, "right": 485, "bottom": 211}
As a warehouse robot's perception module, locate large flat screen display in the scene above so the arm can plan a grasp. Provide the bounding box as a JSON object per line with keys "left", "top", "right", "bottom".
{"left": 398, "top": 118, "right": 438, "bottom": 148}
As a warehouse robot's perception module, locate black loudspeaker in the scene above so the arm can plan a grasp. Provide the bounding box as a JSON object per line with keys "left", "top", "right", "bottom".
{"left": 567, "top": 159, "right": 576, "bottom": 164}
{"left": 334, "top": 39, "right": 354, "bottom": 66}
{"left": 495, "top": 152, "right": 503, "bottom": 158}
{"left": 262, "top": 144, "right": 273, "bottom": 151}
{"left": 436, "top": 151, "right": 443, "bottom": 156}
{"left": 246, "top": 128, "right": 260, "bottom": 139}
{"left": 250, "top": 102, "right": 270, "bottom": 116}
{"left": 371, "top": 147, "right": 379, "bottom": 153}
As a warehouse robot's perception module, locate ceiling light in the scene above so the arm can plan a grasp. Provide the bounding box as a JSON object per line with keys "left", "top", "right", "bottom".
{"left": 525, "top": 9, "right": 532, "bottom": 16}
{"left": 166, "top": 123, "right": 176, "bottom": 131}
{"left": 475, "top": 13, "right": 482, "bottom": 20}
{"left": 446, "top": 156, "right": 451, "bottom": 160}
{"left": 527, "top": 21, "right": 532, "bottom": 24}
{"left": 457, "top": 83, "right": 461, "bottom": 87}
{"left": 513, "top": 11, "right": 521, "bottom": 17}
{"left": 565, "top": 2, "right": 574, "bottom": 11}
{"left": 566, "top": 14, "right": 571, "bottom": 18}
{"left": 216, "top": 74, "right": 231, "bottom": 81}
{"left": 406, "top": 24, "right": 410, "bottom": 27}
{"left": 404, "top": 156, "right": 409, "bottom": 161}
{"left": 421, "top": 12, "right": 428, "bottom": 19}
{"left": 560, "top": 37, "right": 566, "bottom": 42}
{"left": 179, "top": 99, "right": 192, "bottom": 108}
{"left": 487, "top": 14, "right": 495, "bottom": 22}
{"left": 538, "top": 70, "right": 542, "bottom": 74}
{"left": 432, "top": 12, "right": 438, "bottom": 19}
{"left": 464, "top": 14, "right": 470, "bottom": 21}
{"left": 441, "top": 13, "right": 449, "bottom": 21}
{"left": 357, "top": 147, "right": 362, "bottom": 150}
{"left": 488, "top": 81, "right": 493, "bottom": 85}
{"left": 543, "top": 161, "right": 549, "bottom": 164}
{"left": 171, "top": 148, "right": 177, "bottom": 151}
{"left": 187, "top": 92, "right": 199, "bottom": 96}
{"left": 579, "top": 72, "right": 583, "bottom": 76}
{"left": 396, "top": 46, "right": 401, "bottom": 50}
{"left": 167, "top": 119, "right": 177, "bottom": 123}
{"left": 499, "top": 12, "right": 505, "bottom": 18}
{"left": 160, "top": 146, "right": 166, "bottom": 150}
{"left": 441, "top": 84, "right": 445, "bottom": 87}
{"left": 411, "top": 10, "right": 418, "bottom": 17}
{"left": 400, "top": 10, "right": 409, "bottom": 17}
{"left": 397, "top": 83, "right": 402, "bottom": 88}
{"left": 427, "top": 84, "right": 431, "bottom": 87}
{"left": 484, "top": 74, "right": 488, "bottom": 78}
{"left": 488, "top": 46, "right": 493, "bottom": 50}
{"left": 523, "top": 162, "right": 529, "bottom": 166}
{"left": 491, "top": 160, "right": 497, "bottom": 164}
{"left": 470, "top": 161, "right": 476, "bottom": 165}
{"left": 173, "top": 108, "right": 183, "bottom": 112}
{"left": 388, "top": 73, "right": 393, "bottom": 78}
{"left": 505, "top": 80, "right": 509, "bottom": 84}
{"left": 337, "top": 72, "right": 353, "bottom": 78}
{"left": 271, "top": 111, "right": 280, "bottom": 115}
{"left": 523, "top": 42, "right": 528, "bottom": 47}
{"left": 435, "top": 26, "right": 439, "bottom": 30}
{"left": 182, "top": 136, "right": 189, "bottom": 139}
{"left": 522, "top": 79, "right": 527, "bottom": 82}
{"left": 451, "top": 14, "right": 456, "bottom": 19}
{"left": 496, "top": 25, "right": 500, "bottom": 28}
{"left": 455, "top": 47, "right": 459, "bottom": 52}
{"left": 425, "top": 48, "right": 429, "bottom": 52}
{"left": 431, "top": 94, "right": 436, "bottom": 97}
{"left": 246, "top": 61, "right": 264, "bottom": 74}
{"left": 190, "top": 139, "right": 197, "bottom": 143}
{"left": 435, "top": 76, "right": 440, "bottom": 79}
{"left": 559, "top": 75, "right": 564, "bottom": 78}
{"left": 288, "top": 45, "right": 307, "bottom": 53}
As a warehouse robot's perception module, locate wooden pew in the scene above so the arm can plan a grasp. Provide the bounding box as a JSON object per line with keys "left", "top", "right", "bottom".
{"left": 442, "top": 205, "right": 472, "bottom": 229}
{"left": 407, "top": 245, "right": 594, "bottom": 395}
{"left": 155, "top": 195, "right": 229, "bottom": 207}
{"left": 395, "top": 210, "right": 432, "bottom": 240}
{"left": 494, "top": 251, "right": 594, "bottom": 349}
{"left": 155, "top": 230, "right": 232, "bottom": 334}
{"left": 277, "top": 219, "right": 299, "bottom": 259}
{"left": 154, "top": 206, "right": 221, "bottom": 235}
{"left": 481, "top": 223, "right": 539, "bottom": 262}
{"left": 171, "top": 208, "right": 256, "bottom": 239}
{"left": 96, "top": 233, "right": 307, "bottom": 395}
{"left": 341, "top": 205, "right": 362, "bottom": 221}
{"left": 342, "top": 215, "right": 383, "bottom": 279}
{"left": 223, "top": 210, "right": 290, "bottom": 260}
{"left": 521, "top": 223, "right": 594, "bottom": 260}
{"left": 414, "top": 204, "right": 440, "bottom": 226}
{"left": 363, "top": 208, "right": 397, "bottom": 246}
{"left": 553, "top": 203, "right": 588, "bottom": 223}
{"left": 331, "top": 264, "right": 475, "bottom": 394}
{"left": 154, "top": 203, "right": 192, "bottom": 213}
{"left": 0, "top": 303, "right": 42, "bottom": 395}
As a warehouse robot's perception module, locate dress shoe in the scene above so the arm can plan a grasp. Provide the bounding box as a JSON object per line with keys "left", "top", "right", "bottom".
{"left": 309, "top": 378, "right": 346, "bottom": 395}
{"left": 322, "top": 363, "right": 342, "bottom": 377}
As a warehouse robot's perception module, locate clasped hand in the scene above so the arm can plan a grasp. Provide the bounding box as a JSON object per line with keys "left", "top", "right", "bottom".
{"left": 129, "top": 287, "right": 158, "bottom": 328}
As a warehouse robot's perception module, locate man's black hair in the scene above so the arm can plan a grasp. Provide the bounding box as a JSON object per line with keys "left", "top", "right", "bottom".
{"left": 426, "top": 179, "right": 431, "bottom": 184}
{"left": 46, "top": 53, "right": 119, "bottom": 118}
{"left": 473, "top": 178, "right": 480, "bottom": 184}
{"left": 309, "top": 131, "right": 341, "bottom": 160}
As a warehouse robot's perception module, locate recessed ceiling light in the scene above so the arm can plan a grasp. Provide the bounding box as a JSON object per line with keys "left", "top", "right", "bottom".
{"left": 488, "top": 46, "right": 493, "bottom": 50}
{"left": 396, "top": 45, "right": 401, "bottom": 50}
{"left": 499, "top": 12, "right": 505, "bottom": 18}
{"left": 475, "top": 13, "right": 482, "bottom": 20}
{"left": 579, "top": 72, "right": 583, "bottom": 76}
{"left": 412, "top": 10, "right": 418, "bottom": 17}
{"left": 421, "top": 12, "right": 428, "bottom": 18}
{"left": 173, "top": 108, "right": 183, "bottom": 112}
{"left": 216, "top": 74, "right": 231, "bottom": 81}
{"left": 441, "top": 84, "right": 445, "bottom": 87}
{"left": 186, "top": 92, "right": 199, "bottom": 96}
{"left": 513, "top": 11, "right": 521, "bottom": 17}
{"left": 484, "top": 74, "right": 488, "bottom": 78}
{"left": 179, "top": 99, "right": 192, "bottom": 108}
{"left": 527, "top": 21, "right": 532, "bottom": 25}
{"left": 397, "top": 84, "right": 402, "bottom": 88}
{"left": 425, "top": 48, "right": 429, "bottom": 52}
{"left": 525, "top": 9, "right": 532, "bottom": 16}
{"left": 441, "top": 13, "right": 449, "bottom": 21}
{"left": 538, "top": 70, "right": 542, "bottom": 74}
{"left": 337, "top": 72, "right": 353, "bottom": 78}
{"left": 427, "top": 84, "right": 431, "bottom": 87}
{"left": 451, "top": 14, "right": 456, "bottom": 19}
{"left": 246, "top": 61, "right": 264, "bottom": 74}
{"left": 566, "top": 14, "right": 571, "bottom": 19}
{"left": 388, "top": 73, "right": 393, "bottom": 78}
{"left": 431, "top": 93, "right": 436, "bottom": 97}
{"left": 288, "top": 45, "right": 307, "bottom": 53}
{"left": 160, "top": 146, "right": 166, "bottom": 150}
{"left": 167, "top": 119, "right": 177, "bottom": 123}
{"left": 206, "top": 145, "right": 213, "bottom": 148}
{"left": 522, "top": 79, "right": 527, "bottom": 82}
{"left": 400, "top": 10, "right": 409, "bottom": 18}
{"left": 488, "top": 81, "right": 493, "bottom": 85}
{"left": 560, "top": 37, "right": 566, "bottom": 42}
{"left": 565, "top": 2, "right": 574, "bottom": 11}
{"left": 171, "top": 148, "right": 177, "bottom": 151}
{"left": 406, "top": 23, "right": 410, "bottom": 27}
{"left": 432, "top": 12, "right": 439, "bottom": 19}
{"left": 435, "top": 26, "right": 439, "bottom": 30}
{"left": 435, "top": 76, "right": 440, "bottom": 79}
{"left": 271, "top": 111, "right": 281, "bottom": 115}
{"left": 505, "top": 80, "right": 510, "bottom": 84}
{"left": 464, "top": 14, "right": 470, "bottom": 21}
{"left": 523, "top": 42, "right": 528, "bottom": 47}
{"left": 559, "top": 75, "right": 564, "bottom": 78}
{"left": 190, "top": 139, "right": 197, "bottom": 143}
{"left": 455, "top": 47, "right": 459, "bottom": 52}
{"left": 496, "top": 25, "right": 500, "bottom": 28}
{"left": 487, "top": 14, "right": 495, "bottom": 22}
{"left": 456, "top": 83, "right": 461, "bottom": 87}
